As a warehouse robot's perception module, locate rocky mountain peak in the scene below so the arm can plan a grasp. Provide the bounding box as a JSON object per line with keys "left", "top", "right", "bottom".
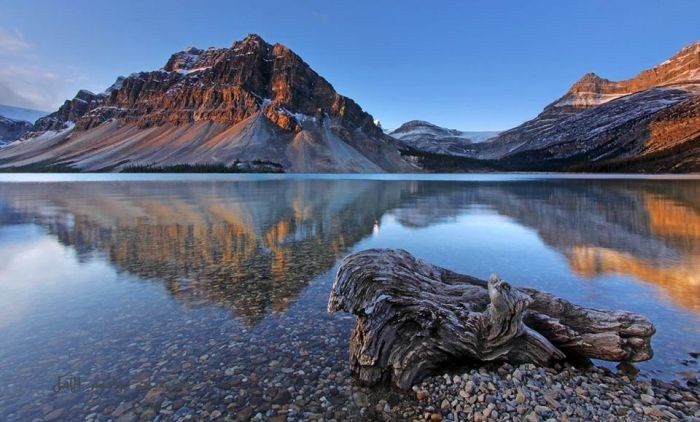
{"left": 568, "top": 73, "right": 617, "bottom": 94}
{"left": 31, "top": 34, "right": 384, "bottom": 137}
{"left": 664, "top": 41, "right": 699, "bottom": 65}
{"left": 652, "top": 40, "right": 699, "bottom": 84}
{"left": 391, "top": 120, "right": 462, "bottom": 137}
{"left": 545, "top": 42, "right": 699, "bottom": 113}
{"left": 75, "top": 89, "right": 98, "bottom": 100}
{"left": 104, "top": 76, "right": 126, "bottom": 94}
{"left": 569, "top": 42, "right": 699, "bottom": 96}
{"left": 395, "top": 120, "right": 440, "bottom": 130}
{"left": 389, "top": 120, "right": 500, "bottom": 156}
{"left": 238, "top": 33, "right": 268, "bottom": 46}
{"left": 476, "top": 41, "right": 700, "bottom": 171}
{"left": 163, "top": 47, "right": 204, "bottom": 72}
{"left": 5, "top": 34, "right": 409, "bottom": 172}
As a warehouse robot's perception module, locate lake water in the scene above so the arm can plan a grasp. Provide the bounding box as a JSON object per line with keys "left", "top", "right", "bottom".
{"left": 0, "top": 174, "right": 699, "bottom": 420}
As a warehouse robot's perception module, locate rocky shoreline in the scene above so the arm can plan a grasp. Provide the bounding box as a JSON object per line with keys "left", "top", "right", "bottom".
{"left": 391, "top": 362, "right": 700, "bottom": 421}
{"left": 4, "top": 342, "right": 699, "bottom": 421}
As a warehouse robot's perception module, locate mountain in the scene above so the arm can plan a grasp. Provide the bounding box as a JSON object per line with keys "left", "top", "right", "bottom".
{"left": 0, "top": 105, "right": 46, "bottom": 147}
{"left": 473, "top": 42, "right": 700, "bottom": 172}
{"left": 1, "top": 38, "right": 697, "bottom": 173}
{"left": 388, "top": 120, "right": 499, "bottom": 155}
{"left": 0, "top": 35, "right": 414, "bottom": 172}
{"left": 0, "top": 115, "right": 33, "bottom": 147}
{"left": 0, "top": 105, "right": 48, "bottom": 124}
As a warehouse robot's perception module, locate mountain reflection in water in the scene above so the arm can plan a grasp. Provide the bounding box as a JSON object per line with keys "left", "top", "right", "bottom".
{"left": 0, "top": 178, "right": 698, "bottom": 319}
{"left": 0, "top": 176, "right": 699, "bottom": 420}
{"left": 366, "top": 179, "right": 699, "bottom": 313}
{"left": 0, "top": 180, "right": 406, "bottom": 325}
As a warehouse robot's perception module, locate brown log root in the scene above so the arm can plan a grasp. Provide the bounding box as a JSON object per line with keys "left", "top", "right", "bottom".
{"left": 327, "top": 249, "right": 655, "bottom": 389}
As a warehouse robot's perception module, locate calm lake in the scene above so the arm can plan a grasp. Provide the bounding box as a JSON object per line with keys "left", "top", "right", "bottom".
{"left": 0, "top": 174, "right": 699, "bottom": 419}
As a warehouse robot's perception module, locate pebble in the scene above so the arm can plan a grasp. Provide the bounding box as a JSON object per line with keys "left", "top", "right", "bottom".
{"left": 402, "top": 362, "right": 700, "bottom": 421}
{"left": 640, "top": 393, "right": 655, "bottom": 404}
{"left": 111, "top": 401, "right": 132, "bottom": 417}
{"left": 2, "top": 258, "right": 698, "bottom": 422}
{"left": 44, "top": 408, "right": 64, "bottom": 421}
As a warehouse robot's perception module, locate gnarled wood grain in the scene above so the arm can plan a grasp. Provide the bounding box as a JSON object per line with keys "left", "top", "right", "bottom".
{"left": 328, "top": 249, "right": 655, "bottom": 389}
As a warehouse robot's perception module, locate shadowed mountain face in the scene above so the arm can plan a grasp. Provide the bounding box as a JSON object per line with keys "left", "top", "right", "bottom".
{"left": 0, "top": 177, "right": 698, "bottom": 319}
{"left": 0, "top": 105, "right": 48, "bottom": 125}
{"left": 460, "top": 42, "right": 700, "bottom": 172}
{"left": 0, "top": 35, "right": 412, "bottom": 173}
{"left": 0, "top": 116, "right": 32, "bottom": 147}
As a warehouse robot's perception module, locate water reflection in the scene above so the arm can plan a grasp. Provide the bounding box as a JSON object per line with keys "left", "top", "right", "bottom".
{"left": 0, "top": 176, "right": 699, "bottom": 419}
{"left": 402, "top": 183, "right": 694, "bottom": 303}
{"left": 0, "top": 179, "right": 698, "bottom": 317}
{"left": 0, "top": 180, "right": 409, "bottom": 325}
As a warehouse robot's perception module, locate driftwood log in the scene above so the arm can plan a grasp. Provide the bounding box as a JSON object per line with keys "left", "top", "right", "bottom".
{"left": 327, "top": 249, "right": 655, "bottom": 389}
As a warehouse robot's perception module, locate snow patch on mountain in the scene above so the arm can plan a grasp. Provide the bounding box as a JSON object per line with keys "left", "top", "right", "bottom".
{"left": 390, "top": 120, "right": 499, "bottom": 143}
{"left": 551, "top": 92, "right": 630, "bottom": 108}
{"left": 388, "top": 120, "right": 500, "bottom": 156}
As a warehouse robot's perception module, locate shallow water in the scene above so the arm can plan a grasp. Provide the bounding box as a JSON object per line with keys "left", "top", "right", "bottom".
{"left": 0, "top": 174, "right": 699, "bottom": 419}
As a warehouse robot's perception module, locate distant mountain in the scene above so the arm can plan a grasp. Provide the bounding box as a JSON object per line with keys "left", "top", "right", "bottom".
{"left": 0, "top": 115, "right": 33, "bottom": 147}
{"left": 0, "top": 116, "right": 32, "bottom": 148}
{"left": 473, "top": 42, "right": 700, "bottom": 172}
{"left": 388, "top": 120, "right": 499, "bottom": 155}
{"left": 0, "top": 105, "right": 48, "bottom": 147}
{"left": 0, "top": 35, "right": 414, "bottom": 172}
{"left": 0, "top": 104, "right": 48, "bottom": 124}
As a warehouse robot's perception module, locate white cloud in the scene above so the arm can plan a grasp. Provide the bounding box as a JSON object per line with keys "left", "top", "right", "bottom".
{"left": 0, "top": 64, "right": 68, "bottom": 110}
{"left": 0, "top": 28, "right": 82, "bottom": 111}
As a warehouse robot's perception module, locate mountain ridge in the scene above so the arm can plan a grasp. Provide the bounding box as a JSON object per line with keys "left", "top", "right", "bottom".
{"left": 0, "top": 38, "right": 698, "bottom": 173}
{"left": 463, "top": 41, "right": 700, "bottom": 171}
{"left": 0, "top": 104, "right": 49, "bottom": 147}
{"left": 388, "top": 120, "right": 499, "bottom": 156}
{"left": 0, "top": 34, "right": 413, "bottom": 172}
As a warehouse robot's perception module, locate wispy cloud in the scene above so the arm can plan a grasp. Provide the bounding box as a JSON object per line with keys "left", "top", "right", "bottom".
{"left": 0, "top": 29, "right": 30, "bottom": 52}
{"left": 0, "top": 65, "right": 68, "bottom": 111}
{"left": 0, "top": 28, "right": 80, "bottom": 111}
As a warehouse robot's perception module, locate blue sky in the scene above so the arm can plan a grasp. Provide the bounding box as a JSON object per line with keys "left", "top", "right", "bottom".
{"left": 0, "top": 1, "right": 697, "bottom": 130}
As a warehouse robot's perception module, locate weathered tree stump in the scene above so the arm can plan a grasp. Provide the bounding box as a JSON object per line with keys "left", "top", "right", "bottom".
{"left": 327, "top": 249, "right": 655, "bottom": 389}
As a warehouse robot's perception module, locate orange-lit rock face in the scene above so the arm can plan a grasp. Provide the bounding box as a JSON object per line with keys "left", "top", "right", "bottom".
{"left": 476, "top": 42, "right": 700, "bottom": 170}
{"left": 5, "top": 34, "right": 411, "bottom": 173}
{"left": 263, "top": 105, "right": 300, "bottom": 133}
{"left": 643, "top": 97, "right": 700, "bottom": 155}
{"left": 565, "top": 42, "right": 700, "bottom": 105}
{"left": 567, "top": 191, "right": 700, "bottom": 311}
{"left": 645, "top": 192, "right": 700, "bottom": 241}
{"left": 3, "top": 179, "right": 699, "bottom": 322}
{"left": 34, "top": 34, "right": 379, "bottom": 137}
{"left": 569, "top": 246, "right": 700, "bottom": 312}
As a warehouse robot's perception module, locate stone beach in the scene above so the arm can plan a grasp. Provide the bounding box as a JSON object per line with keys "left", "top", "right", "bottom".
{"left": 8, "top": 356, "right": 699, "bottom": 421}
{"left": 406, "top": 362, "right": 700, "bottom": 421}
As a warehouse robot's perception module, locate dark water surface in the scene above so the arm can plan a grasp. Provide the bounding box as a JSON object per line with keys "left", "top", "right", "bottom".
{"left": 0, "top": 174, "right": 699, "bottom": 419}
